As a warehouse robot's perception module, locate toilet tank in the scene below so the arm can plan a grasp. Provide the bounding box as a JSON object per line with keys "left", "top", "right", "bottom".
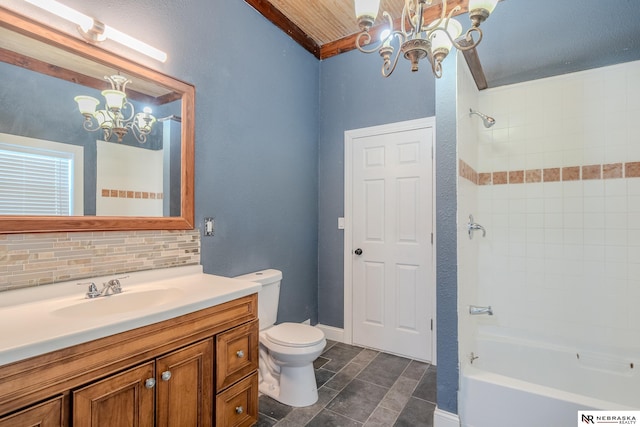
{"left": 234, "top": 269, "right": 282, "bottom": 330}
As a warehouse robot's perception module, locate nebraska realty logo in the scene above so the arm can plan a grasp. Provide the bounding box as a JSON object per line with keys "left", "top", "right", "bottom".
{"left": 579, "top": 411, "right": 639, "bottom": 425}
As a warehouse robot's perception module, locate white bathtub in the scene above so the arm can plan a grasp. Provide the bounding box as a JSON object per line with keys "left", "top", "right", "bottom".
{"left": 459, "top": 334, "right": 639, "bottom": 427}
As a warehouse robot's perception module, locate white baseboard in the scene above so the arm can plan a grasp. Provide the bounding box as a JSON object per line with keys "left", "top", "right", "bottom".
{"left": 434, "top": 407, "right": 460, "bottom": 427}
{"left": 316, "top": 324, "right": 345, "bottom": 343}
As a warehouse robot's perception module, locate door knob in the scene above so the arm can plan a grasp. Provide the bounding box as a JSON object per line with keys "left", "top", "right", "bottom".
{"left": 354, "top": 248, "right": 363, "bottom": 255}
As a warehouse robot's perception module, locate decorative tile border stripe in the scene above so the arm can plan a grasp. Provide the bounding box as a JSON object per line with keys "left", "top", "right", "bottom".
{"left": 459, "top": 160, "right": 640, "bottom": 185}
{"left": 101, "top": 189, "right": 164, "bottom": 200}
{"left": 0, "top": 229, "right": 200, "bottom": 292}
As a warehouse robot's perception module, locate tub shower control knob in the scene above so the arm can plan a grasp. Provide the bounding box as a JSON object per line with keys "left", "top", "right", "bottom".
{"left": 354, "top": 248, "right": 363, "bottom": 255}
{"left": 236, "top": 350, "right": 245, "bottom": 358}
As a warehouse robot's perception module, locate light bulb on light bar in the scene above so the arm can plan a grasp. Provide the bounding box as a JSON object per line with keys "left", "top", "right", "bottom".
{"left": 23, "top": 0, "right": 93, "bottom": 31}
{"left": 22, "top": 0, "right": 167, "bottom": 63}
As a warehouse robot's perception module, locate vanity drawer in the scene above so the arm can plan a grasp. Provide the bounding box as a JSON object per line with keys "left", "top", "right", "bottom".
{"left": 215, "top": 372, "right": 258, "bottom": 427}
{"left": 216, "top": 319, "right": 259, "bottom": 391}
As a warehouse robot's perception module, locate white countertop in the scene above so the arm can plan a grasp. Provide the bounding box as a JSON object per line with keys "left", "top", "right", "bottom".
{"left": 0, "top": 265, "right": 261, "bottom": 366}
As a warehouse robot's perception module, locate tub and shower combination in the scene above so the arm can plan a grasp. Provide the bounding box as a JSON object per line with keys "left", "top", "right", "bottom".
{"left": 456, "top": 60, "right": 640, "bottom": 426}
{"left": 459, "top": 331, "right": 637, "bottom": 427}
{"left": 459, "top": 215, "right": 638, "bottom": 426}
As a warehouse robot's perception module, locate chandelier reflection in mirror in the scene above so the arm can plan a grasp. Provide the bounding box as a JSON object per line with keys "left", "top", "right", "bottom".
{"left": 354, "top": 0, "right": 499, "bottom": 78}
{"left": 74, "top": 75, "right": 157, "bottom": 143}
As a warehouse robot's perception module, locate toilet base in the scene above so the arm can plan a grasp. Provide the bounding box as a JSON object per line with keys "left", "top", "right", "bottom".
{"left": 259, "top": 363, "right": 318, "bottom": 407}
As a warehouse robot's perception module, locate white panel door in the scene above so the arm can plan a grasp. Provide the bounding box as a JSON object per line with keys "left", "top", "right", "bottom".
{"left": 349, "top": 122, "right": 434, "bottom": 362}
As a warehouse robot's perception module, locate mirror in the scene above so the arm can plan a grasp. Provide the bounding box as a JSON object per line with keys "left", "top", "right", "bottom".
{"left": 0, "top": 6, "right": 194, "bottom": 233}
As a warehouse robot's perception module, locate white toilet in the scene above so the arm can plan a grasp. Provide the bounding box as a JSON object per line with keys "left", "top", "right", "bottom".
{"left": 234, "top": 269, "right": 326, "bottom": 407}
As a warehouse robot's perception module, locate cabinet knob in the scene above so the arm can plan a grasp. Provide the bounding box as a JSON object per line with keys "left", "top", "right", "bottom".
{"left": 354, "top": 248, "right": 363, "bottom": 255}
{"left": 235, "top": 406, "right": 243, "bottom": 414}
{"left": 161, "top": 370, "right": 172, "bottom": 381}
{"left": 236, "top": 350, "right": 245, "bottom": 358}
{"left": 144, "top": 378, "right": 156, "bottom": 389}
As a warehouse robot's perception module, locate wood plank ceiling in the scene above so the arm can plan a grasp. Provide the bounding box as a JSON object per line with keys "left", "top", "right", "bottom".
{"left": 244, "top": 0, "right": 471, "bottom": 60}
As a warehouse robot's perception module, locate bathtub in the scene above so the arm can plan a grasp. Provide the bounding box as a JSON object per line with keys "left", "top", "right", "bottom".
{"left": 459, "top": 334, "right": 639, "bottom": 427}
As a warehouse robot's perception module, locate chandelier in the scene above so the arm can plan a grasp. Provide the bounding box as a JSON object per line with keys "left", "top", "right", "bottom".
{"left": 354, "top": 0, "right": 499, "bottom": 78}
{"left": 74, "top": 75, "right": 157, "bottom": 143}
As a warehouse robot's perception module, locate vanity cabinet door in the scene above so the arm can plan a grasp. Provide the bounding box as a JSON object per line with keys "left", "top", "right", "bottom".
{"left": 216, "top": 319, "right": 259, "bottom": 391}
{"left": 0, "top": 395, "right": 63, "bottom": 427}
{"left": 73, "top": 362, "right": 155, "bottom": 427}
{"left": 156, "top": 338, "right": 214, "bottom": 427}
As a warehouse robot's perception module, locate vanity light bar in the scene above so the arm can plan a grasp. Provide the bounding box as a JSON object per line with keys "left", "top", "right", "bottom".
{"left": 23, "top": 0, "right": 93, "bottom": 31}
{"left": 101, "top": 25, "right": 168, "bottom": 63}
{"left": 23, "top": 0, "right": 168, "bottom": 63}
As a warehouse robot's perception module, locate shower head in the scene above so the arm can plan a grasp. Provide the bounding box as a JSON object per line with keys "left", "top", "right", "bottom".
{"left": 469, "top": 108, "right": 496, "bottom": 128}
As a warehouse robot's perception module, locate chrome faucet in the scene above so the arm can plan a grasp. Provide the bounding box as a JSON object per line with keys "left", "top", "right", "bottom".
{"left": 101, "top": 278, "right": 123, "bottom": 296}
{"left": 78, "top": 282, "right": 101, "bottom": 298}
{"left": 78, "top": 276, "right": 128, "bottom": 298}
{"left": 467, "top": 215, "right": 486, "bottom": 239}
{"left": 469, "top": 305, "right": 493, "bottom": 316}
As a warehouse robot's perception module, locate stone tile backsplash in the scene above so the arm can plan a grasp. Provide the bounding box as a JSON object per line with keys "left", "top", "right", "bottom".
{"left": 0, "top": 229, "right": 200, "bottom": 292}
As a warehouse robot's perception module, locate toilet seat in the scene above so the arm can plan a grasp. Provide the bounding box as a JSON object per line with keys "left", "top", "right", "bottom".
{"left": 264, "top": 323, "right": 325, "bottom": 348}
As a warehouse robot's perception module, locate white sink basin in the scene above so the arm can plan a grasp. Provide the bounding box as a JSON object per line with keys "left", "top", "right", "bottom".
{"left": 51, "top": 288, "right": 185, "bottom": 318}
{"left": 0, "top": 265, "right": 262, "bottom": 367}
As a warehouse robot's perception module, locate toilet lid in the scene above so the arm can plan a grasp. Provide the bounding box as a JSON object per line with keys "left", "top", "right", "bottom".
{"left": 265, "top": 323, "right": 325, "bottom": 348}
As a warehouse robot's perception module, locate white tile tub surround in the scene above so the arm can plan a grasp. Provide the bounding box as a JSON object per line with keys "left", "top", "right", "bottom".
{"left": 457, "top": 59, "right": 640, "bottom": 425}
{"left": 0, "top": 229, "right": 200, "bottom": 292}
{"left": 456, "top": 53, "right": 482, "bottom": 367}
{"left": 471, "top": 59, "right": 640, "bottom": 355}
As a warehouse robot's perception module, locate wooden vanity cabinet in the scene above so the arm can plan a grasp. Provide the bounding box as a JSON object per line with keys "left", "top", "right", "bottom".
{"left": 156, "top": 339, "right": 214, "bottom": 427}
{"left": 0, "top": 396, "right": 64, "bottom": 427}
{"left": 73, "top": 361, "right": 156, "bottom": 427}
{"left": 0, "top": 294, "right": 259, "bottom": 427}
{"left": 215, "top": 320, "right": 260, "bottom": 427}
{"left": 73, "top": 339, "right": 213, "bottom": 427}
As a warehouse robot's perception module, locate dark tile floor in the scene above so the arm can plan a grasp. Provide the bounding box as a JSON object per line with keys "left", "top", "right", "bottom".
{"left": 256, "top": 340, "right": 436, "bottom": 427}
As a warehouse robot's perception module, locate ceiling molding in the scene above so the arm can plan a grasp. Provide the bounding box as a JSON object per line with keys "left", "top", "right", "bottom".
{"left": 245, "top": 0, "right": 321, "bottom": 59}
{"left": 245, "top": 0, "right": 487, "bottom": 89}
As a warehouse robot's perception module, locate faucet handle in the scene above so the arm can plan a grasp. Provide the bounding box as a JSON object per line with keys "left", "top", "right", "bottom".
{"left": 78, "top": 282, "right": 100, "bottom": 298}
{"left": 104, "top": 276, "right": 128, "bottom": 294}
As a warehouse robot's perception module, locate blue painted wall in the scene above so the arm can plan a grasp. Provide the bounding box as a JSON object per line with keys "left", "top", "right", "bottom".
{"left": 9, "top": 0, "right": 457, "bottom": 413}
{"left": 33, "top": 0, "right": 321, "bottom": 324}
{"left": 434, "top": 54, "right": 459, "bottom": 414}
{"left": 318, "top": 48, "right": 436, "bottom": 328}
{"left": 317, "top": 47, "right": 459, "bottom": 414}
{"left": 189, "top": 1, "right": 320, "bottom": 324}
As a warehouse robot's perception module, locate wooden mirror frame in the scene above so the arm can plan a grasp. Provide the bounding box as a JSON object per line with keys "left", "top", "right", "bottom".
{"left": 0, "top": 7, "right": 195, "bottom": 233}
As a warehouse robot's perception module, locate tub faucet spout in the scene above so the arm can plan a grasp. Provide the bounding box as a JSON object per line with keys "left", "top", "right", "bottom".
{"left": 469, "top": 305, "right": 493, "bottom": 316}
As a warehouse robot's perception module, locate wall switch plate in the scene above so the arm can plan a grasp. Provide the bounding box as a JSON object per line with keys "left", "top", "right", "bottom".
{"left": 204, "top": 218, "right": 214, "bottom": 236}
{"left": 338, "top": 217, "right": 345, "bottom": 229}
